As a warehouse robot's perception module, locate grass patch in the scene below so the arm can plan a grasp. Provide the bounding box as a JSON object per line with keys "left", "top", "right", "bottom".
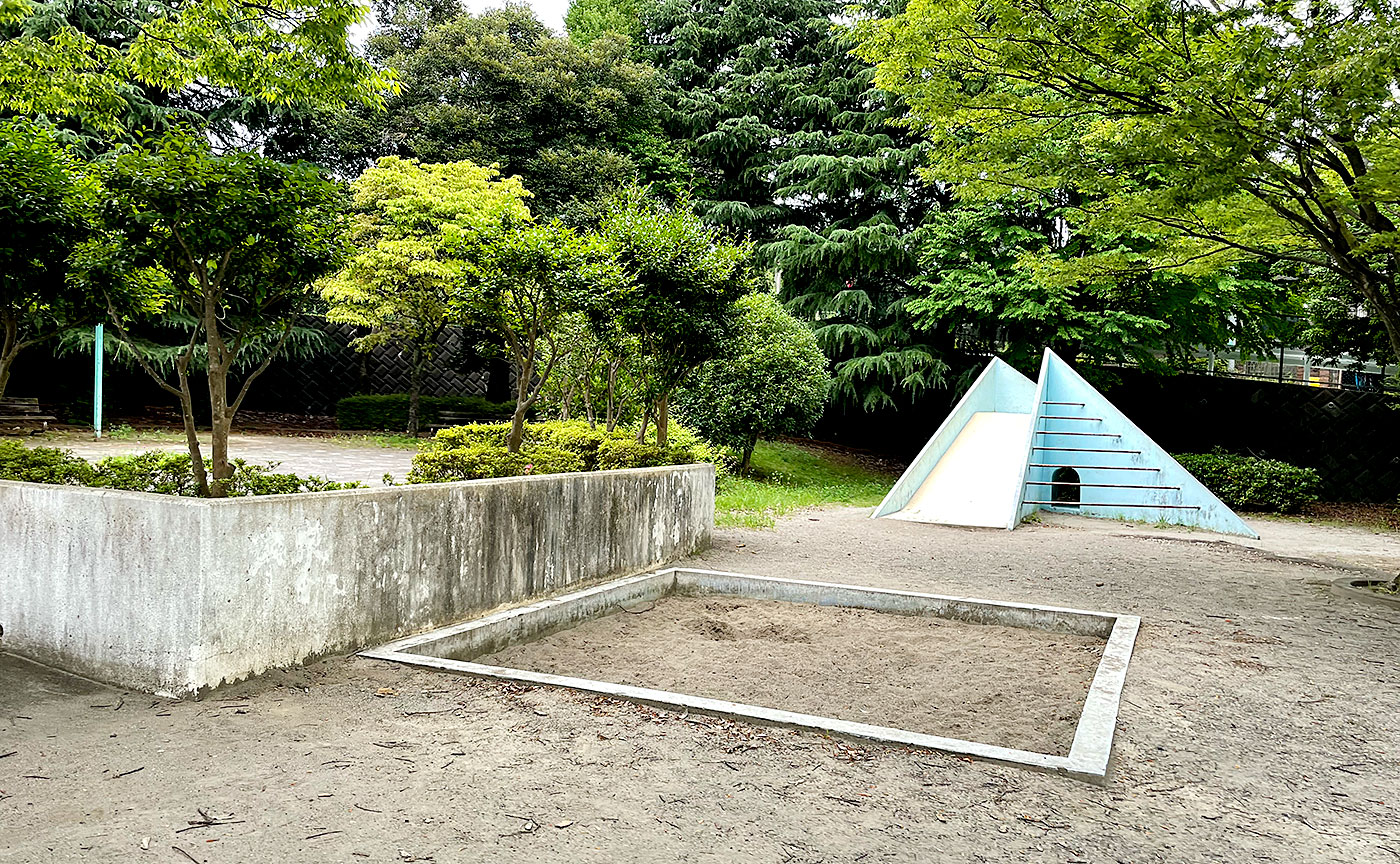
{"left": 330, "top": 433, "right": 424, "bottom": 450}
{"left": 716, "top": 440, "right": 897, "bottom": 529}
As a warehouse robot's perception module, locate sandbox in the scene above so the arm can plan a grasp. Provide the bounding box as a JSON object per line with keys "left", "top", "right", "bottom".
{"left": 361, "top": 568, "right": 1140, "bottom": 783}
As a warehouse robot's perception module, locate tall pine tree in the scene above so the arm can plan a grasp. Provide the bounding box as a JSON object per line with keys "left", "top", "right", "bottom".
{"left": 645, "top": 0, "right": 949, "bottom": 408}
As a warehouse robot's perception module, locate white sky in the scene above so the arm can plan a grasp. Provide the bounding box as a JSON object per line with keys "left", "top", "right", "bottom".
{"left": 350, "top": 0, "right": 573, "bottom": 43}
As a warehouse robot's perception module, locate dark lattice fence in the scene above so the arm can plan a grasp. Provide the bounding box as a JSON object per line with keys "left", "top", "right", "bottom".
{"left": 816, "top": 366, "right": 1400, "bottom": 503}
{"left": 11, "top": 322, "right": 504, "bottom": 422}
{"left": 242, "top": 323, "right": 502, "bottom": 415}
{"left": 1101, "top": 369, "right": 1400, "bottom": 503}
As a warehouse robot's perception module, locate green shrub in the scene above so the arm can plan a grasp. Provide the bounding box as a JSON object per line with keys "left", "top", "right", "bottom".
{"left": 429, "top": 421, "right": 511, "bottom": 451}
{"left": 413, "top": 419, "right": 724, "bottom": 481}
{"left": 596, "top": 438, "right": 695, "bottom": 470}
{"left": 534, "top": 420, "right": 608, "bottom": 468}
{"left": 673, "top": 292, "right": 830, "bottom": 468}
{"left": 407, "top": 443, "right": 585, "bottom": 483}
{"left": 429, "top": 420, "right": 610, "bottom": 468}
{"left": 92, "top": 452, "right": 198, "bottom": 495}
{"left": 0, "top": 441, "right": 95, "bottom": 485}
{"left": 0, "top": 442, "right": 361, "bottom": 496}
{"left": 224, "top": 461, "right": 360, "bottom": 496}
{"left": 1175, "top": 452, "right": 1322, "bottom": 513}
{"left": 336, "top": 394, "right": 515, "bottom": 432}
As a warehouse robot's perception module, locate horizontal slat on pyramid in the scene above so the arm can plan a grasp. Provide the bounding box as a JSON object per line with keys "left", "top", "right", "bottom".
{"left": 1019, "top": 350, "right": 1258, "bottom": 538}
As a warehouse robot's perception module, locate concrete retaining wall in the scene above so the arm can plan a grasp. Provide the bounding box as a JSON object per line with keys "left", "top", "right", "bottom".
{"left": 0, "top": 464, "right": 714, "bottom": 695}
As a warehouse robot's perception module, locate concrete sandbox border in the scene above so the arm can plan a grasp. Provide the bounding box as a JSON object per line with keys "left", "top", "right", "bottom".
{"left": 361, "top": 568, "right": 1141, "bottom": 784}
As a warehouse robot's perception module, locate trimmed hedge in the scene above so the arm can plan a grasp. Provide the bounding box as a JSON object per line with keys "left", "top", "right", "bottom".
{"left": 408, "top": 419, "right": 724, "bottom": 483}
{"left": 336, "top": 394, "right": 515, "bottom": 432}
{"left": 407, "top": 443, "right": 585, "bottom": 483}
{"left": 0, "top": 441, "right": 360, "bottom": 496}
{"left": 1175, "top": 452, "right": 1322, "bottom": 514}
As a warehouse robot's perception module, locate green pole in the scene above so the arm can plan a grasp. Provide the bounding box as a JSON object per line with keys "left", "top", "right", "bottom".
{"left": 93, "top": 323, "right": 103, "bottom": 438}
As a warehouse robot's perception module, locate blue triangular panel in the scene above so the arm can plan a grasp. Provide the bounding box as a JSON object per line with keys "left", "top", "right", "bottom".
{"left": 1017, "top": 350, "right": 1258, "bottom": 538}
{"left": 873, "top": 357, "right": 1036, "bottom": 527}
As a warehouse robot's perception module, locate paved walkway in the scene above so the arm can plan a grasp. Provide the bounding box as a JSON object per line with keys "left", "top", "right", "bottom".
{"left": 37, "top": 434, "right": 418, "bottom": 486}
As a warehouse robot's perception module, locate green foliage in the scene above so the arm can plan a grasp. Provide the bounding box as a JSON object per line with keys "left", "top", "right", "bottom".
{"left": 715, "top": 440, "right": 895, "bottom": 528}
{"left": 91, "top": 130, "right": 348, "bottom": 345}
{"left": 906, "top": 202, "right": 1298, "bottom": 374}
{"left": 332, "top": 4, "right": 686, "bottom": 214}
{"left": 458, "top": 219, "right": 627, "bottom": 451}
{"left": 407, "top": 443, "right": 586, "bottom": 482}
{"left": 0, "top": 440, "right": 94, "bottom": 485}
{"left": 595, "top": 437, "right": 698, "bottom": 470}
{"left": 643, "top": 0, "right": 831, "bottom": 236}
{"left": 1175, "top": 452, "right": 1322, "bottom": 514}
{"left": 335, "top": 394, "right": 516, "bottom": 431}
{"left": 322, "top": 156, "right": 532, "bottom": 433}
{"left": 430, "top": 420, "right": 601, "bottom": 460}
{"left": 599, "top": 189, "right": 755, "bottom": 445}
{"left": 83, "top": 129, "right": 348, "bottom": 496}
{"left": 674, "top": 293, "right": 830, "bottom": 467}
{"left": 0, "top": 441, "right": 361, "bottom": 495}
{"left": 91, "top": 451, "right": 197, "bottom": 495}
{"left": 0, "top": 0, "right": 394, "bottom": 144}
{"left": 412, "top": 418, "right": 722, "bottom": 481}
{"left": 0, "top": 118, "right": 98, "bottom": 398}
{"left": 643, "top": 0, "right": 951, "bottom": 409}
{"left": 856, "top": 0, "right": 1400, "bottom": 365}
{"left": 565, "top": 0, "right": 645, "bottom": 45}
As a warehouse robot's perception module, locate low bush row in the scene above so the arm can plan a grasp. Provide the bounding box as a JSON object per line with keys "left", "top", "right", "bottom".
{"left": 406, "top": 419, "right": 725, "bottom": 483}
{"left": 1175, "top": 451, "right": 1322, "bottom": 514}
{"left": 335, "top": 394, "right": 516, "bottom": 432}
{"left": 0, "top": 442, "right": 360, "bottom": 496}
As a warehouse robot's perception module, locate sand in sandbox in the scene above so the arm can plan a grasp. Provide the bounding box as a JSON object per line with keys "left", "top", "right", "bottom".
{"left": 473, "top": 595, "right": 1106, "bottom": 755}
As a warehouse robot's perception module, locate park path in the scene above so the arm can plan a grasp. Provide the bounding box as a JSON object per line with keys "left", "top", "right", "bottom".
{"left": 34, "top": 433, "right": 417, "bottom": 486}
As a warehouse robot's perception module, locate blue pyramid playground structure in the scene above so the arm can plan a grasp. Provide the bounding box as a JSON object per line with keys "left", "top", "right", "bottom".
{"left": 873, "top": 349, "right": 1257, "bottom": 538}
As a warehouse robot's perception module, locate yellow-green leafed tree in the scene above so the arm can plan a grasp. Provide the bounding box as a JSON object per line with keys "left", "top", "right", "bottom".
{"left": 321, "top": 157, "right": 532, "bottom": 436}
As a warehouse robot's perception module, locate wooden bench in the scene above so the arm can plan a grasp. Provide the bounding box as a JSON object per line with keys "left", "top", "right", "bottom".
{"left": 0, "top": 397, "right": 58, "bottom": 433}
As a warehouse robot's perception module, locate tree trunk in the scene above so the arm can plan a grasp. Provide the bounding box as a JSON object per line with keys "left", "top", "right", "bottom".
{"left": 175, "top": 361, "right": 210, "bottom": 498}
{"left": 1358, "top": 273, "right": 1400, "bottom": 369}
{"left": 507, "top": 358, "right": 531, "bottom": 453}
{"left": 0, "top": 309, "right": 18, "bottom": 402}
{"left": 407, "top": 344, "right": 424, "bottom": 437}
{"left": 655, "top": 392, "right": 670, "bottom": 449}
{"left": 203, "top": 295, "right": 236, "bottom": 498}
{"left": 605, "top": 363, "right": 618, "bottom": 432}
{"left": 206, "top": 356, "right": 234, "bottom": 498}
{"left": 741, "top": 435, "right": 758, "bottom": 472}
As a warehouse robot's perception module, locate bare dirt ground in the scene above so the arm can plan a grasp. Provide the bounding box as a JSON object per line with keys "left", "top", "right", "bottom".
{"left": 3, "top": 508, "right": 1398, "bottom": 864}
{"left": 476, "top": 595, "right": 1103, "bottom": 756}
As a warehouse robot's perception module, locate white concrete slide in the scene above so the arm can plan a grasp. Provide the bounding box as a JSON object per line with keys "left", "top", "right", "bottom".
{"left": 872, "top": 357, "right": 1037, "bottom": 525}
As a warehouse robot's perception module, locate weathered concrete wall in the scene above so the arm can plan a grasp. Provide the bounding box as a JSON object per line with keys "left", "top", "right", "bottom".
{"left": 0, "top": 465, "right": 713, "bottom": 695}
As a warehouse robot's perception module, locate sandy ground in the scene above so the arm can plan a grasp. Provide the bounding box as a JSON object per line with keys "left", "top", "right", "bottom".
{"left": 2, "top": 507, "right": 1398, "bottom": 863}
{"left": 477, "top": 595, "right": 1103, "bottom": 756}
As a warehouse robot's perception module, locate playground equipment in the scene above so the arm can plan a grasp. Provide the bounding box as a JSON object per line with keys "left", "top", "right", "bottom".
{"left": 873, "top": 349, "right": 1257, "bottom": 538}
